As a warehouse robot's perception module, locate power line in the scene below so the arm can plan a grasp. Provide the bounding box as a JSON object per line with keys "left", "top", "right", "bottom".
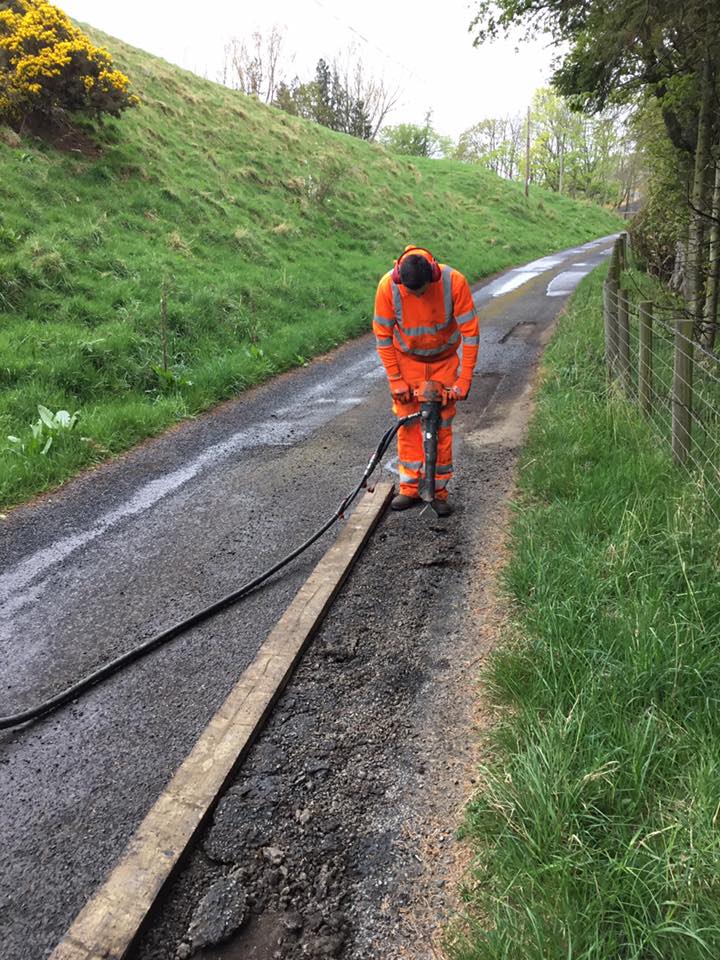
{"left": 309, "top": 0, "right": 432, "bottom": 92}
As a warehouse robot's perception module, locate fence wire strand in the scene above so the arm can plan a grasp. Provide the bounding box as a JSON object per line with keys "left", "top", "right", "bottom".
{"left": 603, "top": 238, "right": 720, "bottom": 524}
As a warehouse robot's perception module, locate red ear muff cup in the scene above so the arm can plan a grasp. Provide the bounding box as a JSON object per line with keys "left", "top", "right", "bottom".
{"left": 392, "top": 247, "right": 441, "bottom": 285}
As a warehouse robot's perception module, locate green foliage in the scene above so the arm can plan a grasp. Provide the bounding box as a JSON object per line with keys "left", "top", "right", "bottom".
{"left": 457, "top": 89, "right": 636, "bottom": 206}
{"left": 468, "top": 1, "right": 720, "bottom": 336}
{"left": 379, "top": 111, "right": 452, "bottom": 158}
{"left": 7, "top": 403, "right": 79, "bottom": 456}
{"left": 452, "top": 268, "right": 720, "bottom": 959}
{"left": 628, "top": 97, "right": 691, "bottom": 279}
{"left": 0, "top": 25, "right": 621, "bottom": 508}
{"left": 467, "top": 3, "right": 719, "bottom": 162}
{"left": 272, "top": 57, "right": 373, "bottom": 140}
{"left": 530, "top": 88, "right": 625, "bottom": 203}
{"left": 456, "top": 115, "right": 523, "bottom": 177}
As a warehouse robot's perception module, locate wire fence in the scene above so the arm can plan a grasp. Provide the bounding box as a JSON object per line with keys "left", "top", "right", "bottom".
{"left": 603, "top": 234, "right": 720, "bottom": 525}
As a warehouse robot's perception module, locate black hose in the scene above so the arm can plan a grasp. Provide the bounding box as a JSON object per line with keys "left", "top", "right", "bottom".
{"left": 0, "top": 414, "right": 418, "bottom": 731}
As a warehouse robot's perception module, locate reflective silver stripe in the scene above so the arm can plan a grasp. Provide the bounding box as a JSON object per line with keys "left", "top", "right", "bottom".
{"left": 398, "top": 316, "right": 454, "bottom": 337}
{"left": 399, "top": 460, "right": 423, "bottom": 471}
{"left": 436, "top": 463, "right": 453, "bottom": 475}
{"left": 394, "top": 328, "right": 460, "bottom": 357}
{"left": 442, "top": 266, "right": 453, "bottom": 322}
{"left": 392, "top": 324, "right": 412, "bottom": 353}
{"left": 375, "top": 336, "right": 393, "bottom": 347}
{"left": 374, "top": 314, "right": 395, "bottom": 328}
{"left": 455, "top": 309, "right": 476, "bottom": 325}
{"left": 391, "top": 282, "right": 403, "bottom": 324}
{"left": 434, "top": 478, "right": 449, "bottom": 489}
{"left": 462, "top": 335, "right": 480, "bottom": 346}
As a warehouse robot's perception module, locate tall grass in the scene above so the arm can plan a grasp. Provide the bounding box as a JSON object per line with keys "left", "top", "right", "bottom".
{"left": 0, "top": 26, "right": 621, "bottom": 508}
{"left": 453, "top": 269, "right": 720, "bottom": 960}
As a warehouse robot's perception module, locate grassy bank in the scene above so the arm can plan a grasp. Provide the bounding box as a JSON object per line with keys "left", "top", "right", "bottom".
{"left": 454, "top": 268, "right": 720, "bottom": 959}
{"left": 0, "top": 25, "right": 621, "bottom": 509}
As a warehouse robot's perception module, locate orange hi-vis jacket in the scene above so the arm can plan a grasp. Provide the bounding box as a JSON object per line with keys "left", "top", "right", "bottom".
{"left": 372, "top": 254, "right": 480, "bottom": 389}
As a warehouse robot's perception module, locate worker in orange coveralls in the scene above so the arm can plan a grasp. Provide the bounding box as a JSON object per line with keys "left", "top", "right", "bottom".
{"left": 373, "top": 245, "right": 479, "bottom": 517}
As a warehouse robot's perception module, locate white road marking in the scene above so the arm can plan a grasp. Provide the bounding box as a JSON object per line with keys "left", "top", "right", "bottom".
{"left": 546, "top": 269, "right": 591, "bottom": 297}
{"left": 477, "top": 234, "right": 617, "bottom": 302}
{"left": 488, "top": 272, "right": 540, "bottom": 297}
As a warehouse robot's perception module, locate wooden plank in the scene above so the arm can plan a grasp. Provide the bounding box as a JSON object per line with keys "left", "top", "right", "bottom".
{"left": 49, "top": 482, "right": 394, "bottom": 960}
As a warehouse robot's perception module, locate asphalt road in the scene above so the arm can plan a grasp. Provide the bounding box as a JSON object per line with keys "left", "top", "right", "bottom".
{"left": 0, "top": 235, "right": 614, "bottom": 960}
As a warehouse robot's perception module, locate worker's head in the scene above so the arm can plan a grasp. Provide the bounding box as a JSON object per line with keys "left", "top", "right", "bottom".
{"left": 399, "top": 254, "right": 433, "bottom": 296}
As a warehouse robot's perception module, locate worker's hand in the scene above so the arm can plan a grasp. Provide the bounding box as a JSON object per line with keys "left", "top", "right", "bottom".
{"left": 389, "top": 378, "right": 412, "bottom": 404}
{"left": 450, "top": 378, "right": 472, "bottom": 401}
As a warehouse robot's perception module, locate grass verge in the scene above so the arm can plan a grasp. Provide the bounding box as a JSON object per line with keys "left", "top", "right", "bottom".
{"left": 0, "top": 24, "right": 621, "bottom": 509}
{"left": 452, "top": 267, "right": 720, "bottom": 959}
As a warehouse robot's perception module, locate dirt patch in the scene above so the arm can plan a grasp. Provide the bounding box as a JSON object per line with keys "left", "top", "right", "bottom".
{"left": 19, "top": 111, "right": 102, "bottom": 157}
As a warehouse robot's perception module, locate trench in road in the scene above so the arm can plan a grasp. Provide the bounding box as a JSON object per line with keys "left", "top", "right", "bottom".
{"left": 0, "top": 235, "right": 615, "bottom": 960}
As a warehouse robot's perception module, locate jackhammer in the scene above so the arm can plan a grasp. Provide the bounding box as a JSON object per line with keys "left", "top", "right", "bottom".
{"left": 414, "top": 379, "right": 451, "bottom": 502}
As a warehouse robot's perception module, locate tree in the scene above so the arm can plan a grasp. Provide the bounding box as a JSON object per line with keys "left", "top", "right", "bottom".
{"left": 222, "top": 26, "right": 288, "bottom": 104}
{"left": 272, "top": 80, "right": 298, "bottom": 116}
{"left": 469, "top": 0, "right": 720, "bottom": 345}
{"left": 379, "top": 115, "right": 452, "bottom": 158}
{"left": 529, "top": 89, "right": 626, "bottom": 203}
{"left": 236, "top": 37, "right": 399, "bottom": 143}
{"left": 457, "top": 91, "right": 632, "bottom": 205}
{"left": 329, "top": 48, "right": 399, "bottom": 141}
{"left": 0, "top": 0, "right": 138, "bottom": 129}
{"left": 456, "top": 115, "right": 524, "bottom": 179}
{"left": 312, "top": 58, "right": 334, "bottom": 128}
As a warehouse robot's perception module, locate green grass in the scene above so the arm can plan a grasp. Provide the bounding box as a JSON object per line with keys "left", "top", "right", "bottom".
{"left": 451, "top": 267, "right": 720, "bottom": 959}
{"left": 0, "top": 26, "right": 621, "bottom": 508}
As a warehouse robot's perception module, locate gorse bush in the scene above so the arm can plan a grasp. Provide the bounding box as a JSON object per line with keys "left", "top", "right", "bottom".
{"left": 0, "top": 0, "right": 138, "bottom": 127}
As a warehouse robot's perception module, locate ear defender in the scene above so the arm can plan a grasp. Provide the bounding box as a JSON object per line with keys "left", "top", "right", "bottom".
{"left": 391, "top": 246, "right": 442, "bottom": 284}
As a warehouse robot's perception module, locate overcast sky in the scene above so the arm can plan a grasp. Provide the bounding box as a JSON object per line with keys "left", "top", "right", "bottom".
{"left": 60, "top": 0, "right": 555, "bottom": 138}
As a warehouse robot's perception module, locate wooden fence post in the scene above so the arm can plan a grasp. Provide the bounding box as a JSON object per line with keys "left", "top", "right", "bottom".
{"left": 605, "top": 275, "right": 619, "bottom": 377}
{"left": 617, "top": 288, "right": 631, "bottom": 392}
{"left": 672, "top": 317, "right": 694, "bottom": 464}
{"left": 638, "top": 301, "right": 653, "bottom": 415}
{"left": 603, "top": 281, "right": 613, "bottom": 376}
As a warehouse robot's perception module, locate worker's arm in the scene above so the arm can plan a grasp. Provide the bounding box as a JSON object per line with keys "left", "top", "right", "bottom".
{"left": 451, "top": 271, "right": 479, "bottom": 398}
{"left": 373, "top": 278, "right": 410, "bottom": 401}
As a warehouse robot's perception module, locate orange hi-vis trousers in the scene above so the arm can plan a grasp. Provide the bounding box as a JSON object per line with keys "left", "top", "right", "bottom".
{"left": 391, "top": 352, "right": 458, "bottom": 501}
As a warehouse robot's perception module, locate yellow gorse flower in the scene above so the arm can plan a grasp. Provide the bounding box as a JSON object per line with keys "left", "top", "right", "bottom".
{"left": 0, "top": 0, "right": 138, "bottom": 124}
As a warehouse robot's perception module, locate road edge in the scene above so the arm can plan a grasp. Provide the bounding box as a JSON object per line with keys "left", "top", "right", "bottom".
{"left": 49, "top": 482, "right": 394, "bottom": 960}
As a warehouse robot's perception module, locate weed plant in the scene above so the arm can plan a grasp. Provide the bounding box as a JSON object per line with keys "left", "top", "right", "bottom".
{"left": 452, "top": 269, "right": 720, "bottom": 959}
{"left": 0, "top": 26, "right": 621, "bottom": 508}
